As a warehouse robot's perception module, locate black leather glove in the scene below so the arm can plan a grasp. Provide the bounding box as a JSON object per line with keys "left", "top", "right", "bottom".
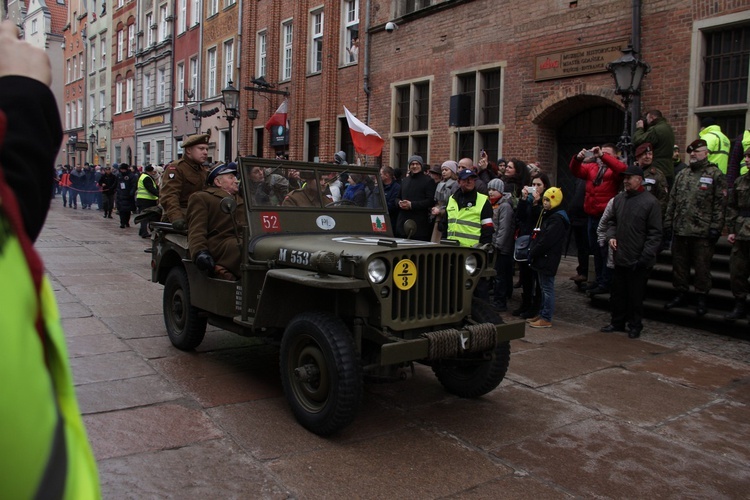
{"left": 708, "top": 228, "right": 721, "bottom": 244}
{"left": 172, "top": 218, "right": 187, "bottom": 231}
{"left": 194, "top": 250, "right": 215, "bottom": 272}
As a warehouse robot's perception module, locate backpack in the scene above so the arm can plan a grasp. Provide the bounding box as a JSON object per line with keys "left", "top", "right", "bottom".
{"left": 514, "top": 235, "right": 531, "bottom": 262}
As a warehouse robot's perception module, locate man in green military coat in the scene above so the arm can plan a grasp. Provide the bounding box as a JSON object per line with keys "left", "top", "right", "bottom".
{"left": 634, "top": 109, "right": 676, "bottom": 186}
{"left": 186, "top": 163, "right": 246, "bottom": 281}
{"left": 724, "top": 147, "right": 750, "bottom": 321}
{"left": 160, "top": 132, "right": 210, "bottom": 229}
{"left": 663, "top": 139, "right": 727, "bottom": 316}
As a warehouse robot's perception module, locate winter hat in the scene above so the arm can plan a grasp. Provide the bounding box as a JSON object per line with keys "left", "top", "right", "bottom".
{"left": 334, "top": 151, "right": 348, "bottom": 165}
{"left": 543, "top": 187, "right": 563, "bottom": 209}
{"left": 441, "top": 160, "right": 458, "bottom": 173}
{"left": 487, "top": 178, "right": 505, "bottom": 192}
{"left": 635, "top": 142, "right": 652, "bottom": 158}
{"left": 407, "top": 155, "right": 424, "bottom": 167}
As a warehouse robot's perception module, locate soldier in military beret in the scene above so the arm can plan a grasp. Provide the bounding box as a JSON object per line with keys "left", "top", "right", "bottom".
{"left": 635, "top": 142, "right": 669, "bottom": 221}
{"left": 663, "top": 138, "right": 727, "bottom": 316}
{"left": 160, "top": 131, "right": 210, "bottom": 229}
{"left": 724, "top": 146, "right": 750, "bottom": 321}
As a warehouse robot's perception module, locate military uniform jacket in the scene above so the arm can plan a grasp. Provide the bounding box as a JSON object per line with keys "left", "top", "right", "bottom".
{"left": 664, "top": 159, "right": 727, "bottom": 238}
{"left": 282, "top": 186, "right": 319, "bottom": 207}
{"left": 633, "top": 117, "right": 676, "bottom": 180}
{"left": 726, "top": 174, "right": 750, "bottom": 240}
{"left": 160, "top": 156, "right": 207, "bottom": 222}
{"left": 186, "top": 187, "right": 246, "bottom": 277}
{"left": 642, "top": 165, "right": 669, "bottom": 219}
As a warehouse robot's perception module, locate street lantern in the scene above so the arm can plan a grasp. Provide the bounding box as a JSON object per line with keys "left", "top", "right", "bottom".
{"left": 89, "top": 132, "right": 97, "bottom": 164}
{"left": 192, "top": 114, "right": 202, "bottom": 133}
{"left": 247, "top": 108, "right": 259, "bottom": 120}
{"left": 606, "top": 44, "right": 650, "bottom": 166}
{"left": 221, "top": 80, "right": 240, "bottom": 163}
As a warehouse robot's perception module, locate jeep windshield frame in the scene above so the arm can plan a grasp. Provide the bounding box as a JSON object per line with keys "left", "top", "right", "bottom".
{"left": 238, "top": 157, "right": 393, "bottom": 241}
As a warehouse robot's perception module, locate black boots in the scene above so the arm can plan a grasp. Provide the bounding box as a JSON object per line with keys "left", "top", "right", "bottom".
{"left": 664, "top": 293, "right": 686, "bottom": 310}
{"left": 696, "top": 294, "right": 708, "bottom": 316}
{"left": 724, "top": 300, "right": 747, "bottom": 322}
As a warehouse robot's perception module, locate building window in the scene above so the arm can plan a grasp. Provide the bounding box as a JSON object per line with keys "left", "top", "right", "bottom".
{"left": 342, "top": 0, "right": 359, "bottom": 65}
{"left": 30, "top": 19, "right": 38, "bottom": 34}
{"left": 281, "top": 22, "right": 293, "bottom": 81}
{"left": 178, "top": 0, "right": 187, "bottom": 34}
{"left": 66, "top": 59, "right": 71, "bottom": 83}
{"left": 176, "top": 63, "right": 185, "bottom": 106}
{"left": 453, "top": 66, "right": 504, "bottom": 161}
{"left": 191, "top": 0, "right": 200, "bottom": 26}
{"left": 125, "top": 77, "right": 133, "bottom": 111}
{"left": 698, "top": 24, "right": 750, "bottom": 138}
{"left": 189, "top": 57, "right": 198, "bottom": 99}
{"left": 100, "top": 36, "right": 106, "bottom": 69}
{"left": 223, "top": 39, "right": 234, "bottom": 87}
{"left": 89, "top": 94, "right": 96, "bottom": 124}
{"left": 128, "top": 24, "right": 136, "bottom": 57}
{"left": 65, "top": 103, "right": 71, "bottom": 130}
{"left": 306, "top": 120, "right": 320, "bottom": 162}
{"left": 117, "top": 29, "right": 124, "bottom": 62}
{"left": 207, "top": 47, "right": 217, "bottom": 96}
{"left": 115, "top": 80, "right": 123, "bottom": 114}
{"left": 157, "top": 67, "right": 167, "bottom": 104}
{"left": 146, "top": 12, "right": 154, "bottom": 47}
{"left": 225, "top": 0, "right": 236, "bottom": 7}
{"left": 158, "top": 4, "right": 168, "bottom": 42}
{"left": 208, "top": 0, "right": 218, "bottom": 17}
{"left": 143, "top": 72, "right": 152, "bottom": 108}
{"left": 310, "top": 10, "right": 323, "bottom": 74}
{"left": 257, "top": 31, "right": 267, "bottom": 77}
{"left": 399, "top": 0, "right": 432, "bottom": 16}
{"left": 90, "top": 41, "right": 96, "bottom": 70}
{"left": 156, "top": 140, "right": 165, "bottom": 165}
{"left": 79, "top": 51, "right": 84, "bottom": 79}
{"left": 77, "top": 99, "right": 83, "bottom": 128}
{"left": 99, "top": 90, "right": 106, "bottom": 116}
{"left": 72, "top": 55, "right": 78, "bottom": 81}
{"left": 391, "top": 79, "right": 431, "bottom": 168}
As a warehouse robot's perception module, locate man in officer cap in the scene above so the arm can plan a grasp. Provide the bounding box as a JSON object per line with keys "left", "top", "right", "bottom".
{"left": 724, "top": 146, "right": 750, "bottom": 321}
{"left": 186, "top": 163, "right": 246, "bottom": 281}
{"left": 663, "top": 138, "right": 727, "bottom": 316}
{"left": 160, "top": 131, "right": 210, "bottom": 229}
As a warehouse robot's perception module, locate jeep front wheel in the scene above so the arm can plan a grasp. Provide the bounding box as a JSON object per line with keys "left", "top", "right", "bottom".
{"left": 432, "top": 300, "right": 510, "bottom": 398}
{"left": 163, "top": 266, "right": 207, "bottom": 350}
{"left": 280, "top": 312, "right": 362, "bottom": 435}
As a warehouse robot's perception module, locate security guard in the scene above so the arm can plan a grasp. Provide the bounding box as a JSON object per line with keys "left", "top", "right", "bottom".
{"left": 635, "top": 142, "right": 669, "bottom": 219}
{"left": 446, "top": 168, "right": 494, "bottom": 299}
{"left": 725, "top": 146, "right": 750, "bottom": 321}
{"left": 160, "top": 132, "right": 210, "bottom": 229}
{"left": 664, "top": 139, "right": 727, "bottom": 316}
{"left": 136, "top": 164, "right": 159, "bottom": 238}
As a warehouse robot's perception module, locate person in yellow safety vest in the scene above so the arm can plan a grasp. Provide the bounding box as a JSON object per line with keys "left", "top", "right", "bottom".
{"left": 699, "top": 117, "right": 731, "bottom": 174}
{"left": 726, "top": 129, "right": 750, "bottom": 188}
{"left": 0, "top": 21, "right": 100, "bottom": 499}
{"left": 446, "top": 168, "right": 495, "bottom": 301}
{"left": 136, "top": 164, "right": 160, "bottom": 238}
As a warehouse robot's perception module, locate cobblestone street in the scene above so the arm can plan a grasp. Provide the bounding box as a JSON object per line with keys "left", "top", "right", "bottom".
{"left": 41, "top": 199, "right": 750, "bottom": 499}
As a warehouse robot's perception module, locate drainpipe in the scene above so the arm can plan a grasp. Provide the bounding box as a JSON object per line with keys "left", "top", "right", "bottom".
{"left": 363, "top": 0, "right": 372, "bottom": 121}
{"left": 631, "top": 0, "right": 642, "bottom": 135}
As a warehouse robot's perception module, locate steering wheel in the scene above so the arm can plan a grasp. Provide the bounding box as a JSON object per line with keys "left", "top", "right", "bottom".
{"left": 325, "top": 199, "right": 357, "bottom": 207}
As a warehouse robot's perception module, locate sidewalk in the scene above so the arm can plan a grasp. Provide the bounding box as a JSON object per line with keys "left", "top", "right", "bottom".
{"left": 40, "top": 198, "right": 750, "bottom": 498}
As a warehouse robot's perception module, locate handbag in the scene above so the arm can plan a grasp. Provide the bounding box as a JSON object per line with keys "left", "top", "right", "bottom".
{"left": 514, "top": 234, "right": 531, "bottom": 262}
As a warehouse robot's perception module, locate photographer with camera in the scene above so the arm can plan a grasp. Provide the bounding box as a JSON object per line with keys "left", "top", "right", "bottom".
{"left": 569, "top": 144, "right": 627, "bottom": 297}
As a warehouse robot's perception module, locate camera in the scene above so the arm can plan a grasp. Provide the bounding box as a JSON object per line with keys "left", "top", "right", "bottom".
{"left": 385, "top": 22, "right": 398, "bottom": 33}
{"left": 583, "top": 150, "right": 594, "bottom": 158}
{"left": 526, "top": 186, "right": 536, "bottom": 194}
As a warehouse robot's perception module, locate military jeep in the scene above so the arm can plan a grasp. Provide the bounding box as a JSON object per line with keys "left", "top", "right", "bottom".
{"left": 150, "top": 157, "right": 524, "bottom": 435}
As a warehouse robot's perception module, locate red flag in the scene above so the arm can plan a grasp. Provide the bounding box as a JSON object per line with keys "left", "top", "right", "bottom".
{"left": 265, "top": 99, "right": 288, "bottom": 130}
{"left": 344, "top": 106, "right": 384, "bottom": 156}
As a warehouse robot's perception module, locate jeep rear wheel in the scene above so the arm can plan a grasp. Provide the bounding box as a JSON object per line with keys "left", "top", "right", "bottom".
{"left": 163, "top": 266, "right": 207, "bottom": 350}
{"left": 432, "top": 300, "right": 510, "bottom": 398}
{"left": 280, "top": 312, "right": 362, "bottom": 435}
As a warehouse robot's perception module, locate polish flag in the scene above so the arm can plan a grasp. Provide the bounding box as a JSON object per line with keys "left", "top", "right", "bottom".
{"left": 344, "top": 106, "right": 384, "bottom": 157}
{"left": 265, "top": 99, "right": 288, "bottom": 130}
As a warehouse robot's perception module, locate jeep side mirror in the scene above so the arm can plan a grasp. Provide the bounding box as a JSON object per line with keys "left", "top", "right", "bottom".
{"left": 404, "top": 219, "right": 417, "bottom": 239}
{"left": 220, "top": 197, "right": 237, "bottom": 215}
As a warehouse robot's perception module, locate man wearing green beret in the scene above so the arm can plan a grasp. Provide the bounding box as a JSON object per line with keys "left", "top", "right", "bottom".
{"left": 160, "top": 132, "right": 210, "bottom": 229}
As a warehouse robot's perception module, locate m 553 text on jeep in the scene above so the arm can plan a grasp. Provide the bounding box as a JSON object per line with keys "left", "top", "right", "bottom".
{"left": 150, "top": 158, "right": 524, "bottom": 435}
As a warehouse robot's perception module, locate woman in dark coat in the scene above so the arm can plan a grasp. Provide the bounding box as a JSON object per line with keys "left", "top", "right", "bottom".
{"left": 115, "top": 163, "right": 137, "bottom": 228}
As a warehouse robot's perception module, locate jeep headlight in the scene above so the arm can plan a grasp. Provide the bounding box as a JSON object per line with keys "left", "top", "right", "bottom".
{"left": 465, "top": 254, "right": 480, "bottom": 276}
{"left": 367, "top": 258, "right": 388, "bottom": 284}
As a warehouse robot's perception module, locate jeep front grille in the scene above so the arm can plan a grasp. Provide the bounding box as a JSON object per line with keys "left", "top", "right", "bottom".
{"left": 389, "top": 251, "right": 467, "bottom": 325}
